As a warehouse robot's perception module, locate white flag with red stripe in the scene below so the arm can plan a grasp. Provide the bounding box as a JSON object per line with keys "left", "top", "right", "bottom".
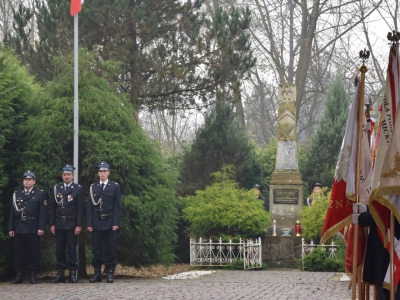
{"left": 71, "top": 0, "right": 84, "bottom": 16}
{"left": 321, "top": 80, "right": 372, "bottom": 247}
{"left": 369, "top": 44, "right": 400, "bottom": 285}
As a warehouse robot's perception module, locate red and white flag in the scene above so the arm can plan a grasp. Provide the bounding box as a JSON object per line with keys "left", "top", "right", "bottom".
{"left": 369, "top": 45, "right": 400, "bottom": 285}
{"left": 320, "top": 80, "right": 372, "bottom": 249}
{"left": 71, "top": 0, "right": 84, "bottom": 16}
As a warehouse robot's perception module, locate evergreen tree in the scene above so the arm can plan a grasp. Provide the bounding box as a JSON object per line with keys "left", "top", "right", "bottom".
{"left": 5, "top": 1, "right": 255, "bottom": 112}
{"left": 179, "top": 102, "right": 261, "bottom": 196}
{"left": 18, "top": 49, "right": 179, "bottom": 268}
{"left": 0, "top": 45, "right": 40, "bottom": 277}
{"left": 299, "top": 73, "right": 350, "bottom": 193}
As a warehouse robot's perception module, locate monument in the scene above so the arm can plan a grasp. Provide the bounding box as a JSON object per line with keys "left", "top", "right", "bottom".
{"left": 269, "top": 83, "right": 303, "bottom": 231}
{"left": 263, "top": 83, "right": 303, "bottom": 268}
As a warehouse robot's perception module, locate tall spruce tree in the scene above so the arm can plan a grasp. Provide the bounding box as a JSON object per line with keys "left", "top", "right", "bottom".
{"left": 5, "top": 1, "right": 255, "bottom": 112}
{"left": 18, "top": 49, "right": 179, "bottom": 270}
{"left": 179, "top": 102, "right": 261, "bottom": 196}
{"left": 299, "top": 73, "right": 350, "bottom": 193}
{"left": 0, "top": 45, "right": 40, "bottom": 278}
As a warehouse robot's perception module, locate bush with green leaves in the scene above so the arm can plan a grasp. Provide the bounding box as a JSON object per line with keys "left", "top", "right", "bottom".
{"left": 298, "top": 189, "right": 330, "bottom": 242}
{"left": 181, "top": 167, "right": 271, "bottom": 239}
{"left": 298, "top": 247, "right": 343, "bottom": 272}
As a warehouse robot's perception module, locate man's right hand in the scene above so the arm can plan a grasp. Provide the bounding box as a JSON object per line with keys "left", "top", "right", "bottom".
{"left": 352, "top": 214, "right": 359, "bottom": 224}
{"left": 50, "top": 225, "right": 56, "bottom": 235}
{"left": 352, "top": 203, "right": 367, "bottom": 214}
{"left": 87, "top": 227, "right": 93, "bottom": 232}
{"left": 9, "top": 231, "right": 15, "bottom": 237}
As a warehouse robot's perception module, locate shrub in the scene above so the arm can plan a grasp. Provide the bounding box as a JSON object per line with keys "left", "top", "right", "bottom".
{"left": 298, "top": 241, "right": 345, "bottom": 272}
{"left": 181, "top": 167, "right": 271, "bottom": 239}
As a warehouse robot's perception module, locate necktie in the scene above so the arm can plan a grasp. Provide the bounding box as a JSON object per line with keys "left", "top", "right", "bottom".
{"left": 25, "top": 190, "right": 29, "bottom": 196}
{"left": 101, "top": 183, "right": 105, "bottom": 190}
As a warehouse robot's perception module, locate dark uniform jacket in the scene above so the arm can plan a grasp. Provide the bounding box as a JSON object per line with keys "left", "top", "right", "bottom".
{"left": 359, "top": 211, "right": 400, "bottom": 286}
{"left": 87, "top": 181, "right": 121, "bottom": 230}
{"left": 8, "top": 187, "right": 47, "bottom": 234}
{"left": 50, "top": 182, "right": 84, "bottom": 230}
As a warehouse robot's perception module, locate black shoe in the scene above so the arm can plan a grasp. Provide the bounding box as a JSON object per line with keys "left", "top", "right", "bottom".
{"left": 89, "top": 267, "right": 102, "bottom": 283}
{"left": 30, "top": 271, "right": 37, "bottom": 284}
{"left": 106, "top": 267, "right": 114, "bottom": 283}
{"left": 11, "top": 272, "right": 23, "bottom": 284}
{"left": 51, "top": 269, "right": 65, "bottom": 283}
{"left": 69, "top": 269, "right": 78, "bottom": 283}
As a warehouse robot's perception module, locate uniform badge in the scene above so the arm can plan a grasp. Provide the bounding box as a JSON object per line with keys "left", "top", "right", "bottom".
{"left": 32, "top": 191, "right": 34, "bottom": 194}
{"left": 68, "top": 195, "right": 73, "bottom": 202}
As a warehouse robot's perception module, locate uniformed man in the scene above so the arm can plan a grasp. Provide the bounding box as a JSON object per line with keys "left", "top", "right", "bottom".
{"left": 253, "top": 184, "right": 268, "bottom": 211}
{"left": 8, "top": 170, "right": 47, "bottom": 284}
{"left": 87, "top": 162, "right": 121, "bottom": 283}
{"left": 50, "top": 165, "right": 84, "bottom": 283}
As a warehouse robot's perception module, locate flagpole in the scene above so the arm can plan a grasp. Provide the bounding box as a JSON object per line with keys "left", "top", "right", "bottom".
{"left": 352, "top": 49, "right": 369, "bottom": 300}
{"left": 390, "top": 212, "right": 395, "bottom": 300}
{"left": 73, "top": 13, "right": 79, "bottom": 184}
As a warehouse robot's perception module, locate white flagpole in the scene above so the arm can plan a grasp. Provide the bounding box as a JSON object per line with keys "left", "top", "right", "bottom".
{"left": 73, "top": 13, "right": 79, "bottom": 184}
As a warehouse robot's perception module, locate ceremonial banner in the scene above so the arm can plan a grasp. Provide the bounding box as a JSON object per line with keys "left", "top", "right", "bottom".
{"left": 321, "top": 81, "right": 372, "bottom": 246}
{"left": 369, "top": 44, "right": 400, "bottom": 285}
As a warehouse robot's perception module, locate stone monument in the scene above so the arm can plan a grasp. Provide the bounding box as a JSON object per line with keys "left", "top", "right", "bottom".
{"left": 263, "top": 83, "right": 303, "bottom": 268}
{"left": 269, "top": 83, "right": 303, "bottom": 232}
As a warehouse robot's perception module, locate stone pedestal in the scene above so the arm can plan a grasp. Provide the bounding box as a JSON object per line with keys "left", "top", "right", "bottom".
{"left": 268, "top": 170, "right": 303, "bottom": 233}
{"left": 263, "top": 236, "right": 302, "bottom": 268}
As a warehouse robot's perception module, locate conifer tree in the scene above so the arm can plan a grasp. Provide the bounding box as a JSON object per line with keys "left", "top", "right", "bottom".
{"left": 179, "top": 102, "right": 261, "bottom": 196}
{"left": 0, "top": 45, "right": 40, "bottom": 277}
{"left": 5, "top": 1, "right": 255, "bottom": 112}
{"left": 299, "top": 73, "right": 350, "bottom": 193}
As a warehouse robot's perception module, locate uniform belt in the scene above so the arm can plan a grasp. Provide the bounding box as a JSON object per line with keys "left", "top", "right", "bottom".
{"left": 94, "top": 213, "right": 113, "bottom": 220}
{"left": 56, "top": 215, "right": 76, "bottom": 221}
{"left": 20, "top": 216, "right": 37, "bottom": 221}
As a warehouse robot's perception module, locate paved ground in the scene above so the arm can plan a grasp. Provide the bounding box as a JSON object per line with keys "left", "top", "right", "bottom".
{"left": 0, "top": 269, "right": 370, "bottom": 299}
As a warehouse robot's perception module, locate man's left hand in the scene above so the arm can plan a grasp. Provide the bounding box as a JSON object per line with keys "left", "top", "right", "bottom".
{"left": 75, "top": 226, "right": 82, "bottom": 235}
{"left": 38, "top": 230, "right": 44, "bottom": 236}
{"left": 112, "top": 226, "right": 119, "bottom": 231}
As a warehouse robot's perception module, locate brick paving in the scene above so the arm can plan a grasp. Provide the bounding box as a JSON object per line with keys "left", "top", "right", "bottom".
{"left": 0, "top": 269, "right": 370, "bottom": 299}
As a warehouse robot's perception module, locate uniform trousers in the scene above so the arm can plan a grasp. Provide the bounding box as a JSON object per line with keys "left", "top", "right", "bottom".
{"left": 92, "top": 229, "right": 117, "bottom": 268}
{"left": 55, "top": 229, "right": 78, "bottom": 270}
{"left": 14, "top": 233, "right": 40, "bottom": 272}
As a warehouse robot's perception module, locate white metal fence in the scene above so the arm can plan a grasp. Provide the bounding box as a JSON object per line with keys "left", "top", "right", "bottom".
{"left": 301, "top": 238, "right": 339, "bottom": 271}
{"left": 190, "top": 237, "right": 262, "bottom": 269}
